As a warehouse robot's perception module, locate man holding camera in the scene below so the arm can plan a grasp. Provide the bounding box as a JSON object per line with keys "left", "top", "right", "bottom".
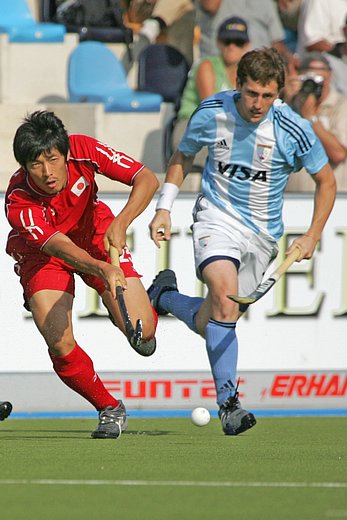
{"left": 284, "top": 53, "right": 347, "bottom": 191}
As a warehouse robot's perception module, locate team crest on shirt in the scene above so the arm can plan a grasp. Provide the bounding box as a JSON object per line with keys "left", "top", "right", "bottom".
{"left": 71, "top": 175, "right": 89, "bottom": 196}
{"left": 198, "top": 235, "right": 210, "bottom": 248}
{"left": 256, "top": 144, "right": 272, "bottom": 161}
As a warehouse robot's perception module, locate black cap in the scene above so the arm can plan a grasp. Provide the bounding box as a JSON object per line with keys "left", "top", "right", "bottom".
{"left": 217, "top": 16, "right": 249, "bottom": 42}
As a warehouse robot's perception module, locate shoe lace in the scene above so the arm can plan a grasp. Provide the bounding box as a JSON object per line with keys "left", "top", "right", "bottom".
{"left": 99, "top": 406, "right": 125, "bottom": 426}
{"left": 233, "top": 378, "right": 240, "bottom": 399}
{"left": 222, "top": 379, "right": 241, "bottom": 411}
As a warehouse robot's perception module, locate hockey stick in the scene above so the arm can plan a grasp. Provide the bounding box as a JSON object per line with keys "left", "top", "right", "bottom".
{"left": 109, "top": 246, "right": 145, "bottom": 355}
{"left": 227, "top": 247, "right": 301, "bottom": 305}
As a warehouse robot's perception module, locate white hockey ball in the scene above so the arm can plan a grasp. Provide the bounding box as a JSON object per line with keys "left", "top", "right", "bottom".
{"left": 191, "top": 407, "right": 210, "bottom": 427}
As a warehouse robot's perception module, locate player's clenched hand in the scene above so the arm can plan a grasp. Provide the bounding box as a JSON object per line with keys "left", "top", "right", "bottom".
{"left": 100, "top": 262, "right": 126, "bottom": 299}
{"left": 287, "top": 234, "right": 318, "bottom": 261}
{"left": 149, "top": 209, "right": 172, "bottom": 248}
{"left": 103, "top": 219, "right": 126, "bottom": 258}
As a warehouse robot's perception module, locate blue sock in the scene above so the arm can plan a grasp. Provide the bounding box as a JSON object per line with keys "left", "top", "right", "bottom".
{"left": 205, "top": 319, "right": 238, "bottom": 406}
{"left": 159, "top": 291, "right": 203, "bottom": 333}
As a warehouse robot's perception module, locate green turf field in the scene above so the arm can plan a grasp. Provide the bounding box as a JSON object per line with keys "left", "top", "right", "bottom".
{"left": 1, "top": 416, "right": 346, "bottom": 520}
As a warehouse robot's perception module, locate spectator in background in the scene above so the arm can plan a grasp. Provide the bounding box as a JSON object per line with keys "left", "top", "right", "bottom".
{"left": 124, "top": 0, "right": 195, "bottom": 71}
{"left": 284, "top": 53, "right": 347, "bottom": 191}
{"left": 172, "top": 16, "right": 251, "bottom": 171}
{"left": 197, "top": 0, "right": 294, "bottom": 64}
{"left": 275, "top": 0, "right": 302, "bottom": 52}
{"left": 297, "top": 0, "right": 347, "bottom": 96}
{"left": 56, "top": 0, "right": 128, "bottom": 32}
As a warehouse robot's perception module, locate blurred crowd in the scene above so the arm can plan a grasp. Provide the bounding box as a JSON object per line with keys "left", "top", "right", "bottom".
{"left": 53, "top": 0, "right": 347, "bottom": 191}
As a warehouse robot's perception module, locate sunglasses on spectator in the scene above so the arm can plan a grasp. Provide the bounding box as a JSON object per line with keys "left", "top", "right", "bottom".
{"left": 221, "top": 39, "right": 247, "bottom": 47}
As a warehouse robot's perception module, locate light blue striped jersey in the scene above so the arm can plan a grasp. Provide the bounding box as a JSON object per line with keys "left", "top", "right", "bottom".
{"left": 178, "top": 90, "right": 328, "bottom": 241}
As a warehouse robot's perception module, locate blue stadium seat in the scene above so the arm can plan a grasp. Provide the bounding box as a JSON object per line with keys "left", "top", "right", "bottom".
{"left": 0, "top": 0, "right": 66, "bottom": 42}
{"left": 68, "top": 41, "right": 163, "bottom": 112}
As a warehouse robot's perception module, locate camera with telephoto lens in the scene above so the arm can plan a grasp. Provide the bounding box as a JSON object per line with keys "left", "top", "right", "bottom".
{"left": 298, "top": 73, "right": 324, "bottom": 99}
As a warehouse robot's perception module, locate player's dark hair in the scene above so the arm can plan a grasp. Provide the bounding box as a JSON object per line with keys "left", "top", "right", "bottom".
{"left": 237, "top": 47, "right": 285, "bottom": 91}
{"left": 13, "top": 110, "right": 70, "bottom": 168}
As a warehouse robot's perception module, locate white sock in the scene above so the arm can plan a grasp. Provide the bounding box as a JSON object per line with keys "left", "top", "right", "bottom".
{"left": 140, "top": 19, "right": 161, "bottom": 43}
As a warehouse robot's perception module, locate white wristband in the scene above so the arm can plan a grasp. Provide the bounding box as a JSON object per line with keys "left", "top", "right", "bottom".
{"left": 155, "top": 182, "right": 179, "bottom": 212}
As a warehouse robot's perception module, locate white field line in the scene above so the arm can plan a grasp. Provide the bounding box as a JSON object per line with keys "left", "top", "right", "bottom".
{"left": 0, "top": 480, "right": 346, "bottom": 488}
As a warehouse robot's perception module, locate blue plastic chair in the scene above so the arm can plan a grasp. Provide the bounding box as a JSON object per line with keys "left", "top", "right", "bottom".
{"left": 68, "top": 41, "right": 163, "bottom": 112}
{"left": 0, "top": 0, "right": 66, "bottom": 42}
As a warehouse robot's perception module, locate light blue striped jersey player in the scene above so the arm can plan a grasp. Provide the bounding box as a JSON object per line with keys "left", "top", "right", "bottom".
{"left": 178, "top": 90, "right": 328, "bottom": 241}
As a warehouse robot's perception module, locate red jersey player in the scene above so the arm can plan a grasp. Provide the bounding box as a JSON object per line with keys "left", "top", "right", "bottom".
{"left": 5, "top": 110, "right": 160, "bottom": 439}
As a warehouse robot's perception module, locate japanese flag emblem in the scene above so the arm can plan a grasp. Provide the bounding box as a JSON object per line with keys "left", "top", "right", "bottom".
{"left": 71, "top": 176, "right": 89, "bottom": 196}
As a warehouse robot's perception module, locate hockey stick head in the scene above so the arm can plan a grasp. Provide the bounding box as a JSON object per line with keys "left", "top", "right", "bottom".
{"left": 115, "top": 288, "right": 155, "bottom": 356}
{"left": 227, "top": 276, "right": 277, "bottom": 305}
{"left": 126, "top": 318, "right": 156, "bottom": 357}
{"left": 133, "top": 335, "right": 157, "bottom": 357}
{"left": 115, "top": 286, "right": 148, "bottom": 355}
{"left": 227, "top": 247, "right": 302, "bottom": 305}
{"left": 111, "top": 247, "right": 155, "bottom": 356}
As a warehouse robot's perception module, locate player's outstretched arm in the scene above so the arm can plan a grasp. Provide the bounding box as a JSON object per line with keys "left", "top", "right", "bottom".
{"left": 104, "top": 166, "right": 159, "bottom": 255}
{"left": 288, "top": 163, "right": 336, "bottom": 260}
{"left": 42, "top": 233, "right": 125, "bottom": 299}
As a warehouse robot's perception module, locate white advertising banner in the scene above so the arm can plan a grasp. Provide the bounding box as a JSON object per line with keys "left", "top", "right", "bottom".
{"left": 1, "top": 370, "right": 345, "bottom": 412}
{"left": 1, "top": 192, "right": 347, "bottom": 378}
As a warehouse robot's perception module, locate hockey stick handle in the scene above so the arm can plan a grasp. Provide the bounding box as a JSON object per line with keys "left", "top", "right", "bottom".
{"left": 109, "top": 246, "right": 132, "bottom": 331}
{"left": 109, "top": 245, "right": 130, "bottom": 313}
{"left": 273, "top": 247, "right": 301, "bottom": 278}
{"left": 109, "top": 246, "right": 122, "bottom": 286}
